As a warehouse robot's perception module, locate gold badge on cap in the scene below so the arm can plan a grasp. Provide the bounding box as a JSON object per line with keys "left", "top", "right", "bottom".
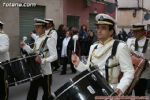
{"left": 99, "top": 16, "right": 104, "bottom": 21}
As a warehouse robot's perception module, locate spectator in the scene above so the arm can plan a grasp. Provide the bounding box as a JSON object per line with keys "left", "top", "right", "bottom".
{"left": 54, "top": 24, "right": 67, "bottom": 71}
{"left": 128, "top": 29, "right": 133, "bottom": 38}
{"left": 87, "top": 30, "right": 97, "bottom": 53}
{"left": 60, "top": 30, "right": 76, "bottom": 75}
{"left": 79, "top": 25, "right": 89, "bottom": 63}
{"left": 118, "top": 28, "right": 128, "bottom": 42}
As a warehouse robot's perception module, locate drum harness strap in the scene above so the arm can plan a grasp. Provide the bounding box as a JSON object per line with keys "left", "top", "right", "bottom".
{"left": 39, "top": 29, "right": 54, "bottom": 57}
{"left": 105, "top": 40, "right": 120, "bottom": 82}
{"left": 89, "top": 40, "right": 120, "bottom": 82}
{"left": 135, "top": 38, "right": 149, "bottom": 53}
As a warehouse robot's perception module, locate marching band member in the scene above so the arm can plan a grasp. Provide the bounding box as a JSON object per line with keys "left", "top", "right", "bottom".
{"left": 45, "top": 18, "right": 58, "bottom": 71}
{"left": 45, "top": 18, "right": 57, "bottom": 42}
{"left": 0, "top": 21, "right": 9, "bottom": 100}
{"left": 30, "top": 18, "right": 57, "bottom": 44}
{"left": 30, "top": 18, "right": 58, "bottom": 71}
{"left": 60, "top": 30, "right": 76, "bottom": 75}
{"left": 72, "top": 13, "right": 134, "bottom": 96}
{"left": 0, "top": 21, "right": 10, "bottom": 62}
{"left": 20, "top": 18, "right": 57, "bottom": 100}
{"left": 127, "top": 24, "right": 150, "bottom": 96}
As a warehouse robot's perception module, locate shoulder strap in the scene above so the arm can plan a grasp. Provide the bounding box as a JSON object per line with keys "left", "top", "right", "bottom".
{"left": 39, "top": 29, "right": 52, "bottom": 54}
{"left": 135, "top": 39, "right": 138, "bottom": 51}
{"left": 142, "top": 38, "right": 149, "bottom": 53}
{"left": 89, "top": 44, "right": 98, "bottom": 69}
{"left": 105, "top": 40, "right": 120, "bottom": 82}
{"left": 111, "top": 40, "right": 120, "bottom": 57}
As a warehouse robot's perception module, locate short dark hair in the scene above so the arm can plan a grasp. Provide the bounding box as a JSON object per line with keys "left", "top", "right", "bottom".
{"left": 48, "top": 21, "right": 54, "bottom": 27}
{"left": 109, "top": 25, "right": 116, "bottom": 38}
{"left": 43, "top": 24, "right": 47, "bottom": 28}
{"left": 0, "top": 24, "right": 3, "bottom": 29}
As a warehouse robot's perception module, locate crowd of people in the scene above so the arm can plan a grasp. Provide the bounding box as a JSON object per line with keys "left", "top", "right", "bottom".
{"left": 42, "top": 23, "right": 97, "bottom": 74}
{"left": 0, "top": 13, "right": 150, "bottom": 100}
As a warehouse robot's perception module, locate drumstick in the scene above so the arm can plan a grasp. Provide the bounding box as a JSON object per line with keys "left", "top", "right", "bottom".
{"left": 72, "top": 35, "right": 79, "bottom": 53}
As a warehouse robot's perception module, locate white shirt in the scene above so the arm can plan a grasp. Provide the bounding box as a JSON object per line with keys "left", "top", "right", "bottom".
{"left": 76, "top": 39, "right": 134, "bottom": 93}
{"left": 0, "top": 31, "right": 10, "bottom": 62}
{"left": 23, "top": 33, "right": 58, "bottom": 75}
{"left": 61, "top": 37, "right": 71, "bottom": 57}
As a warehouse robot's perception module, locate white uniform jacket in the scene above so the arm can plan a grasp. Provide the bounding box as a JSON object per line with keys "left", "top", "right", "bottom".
{"left": 0, "top": 32, "right": 10, "bottom": 62}
{"left": 75, "top": 39, "right": 134, "bottom": 93}
{"left": 127, "top": 37, "right": 150, "bottom": 79}
{"left": 23, "top": 33, "right": 58, "bottom": 75}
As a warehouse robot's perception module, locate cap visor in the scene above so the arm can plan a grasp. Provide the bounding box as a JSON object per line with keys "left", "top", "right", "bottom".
{"left": 34, "top": 23, "right": 45, "bottom": 26}
{"left": 131, "top": 27, "right": 144, "bottom": 31}
{"left": 95, "top": 21, "right": 113, "bottom": 25}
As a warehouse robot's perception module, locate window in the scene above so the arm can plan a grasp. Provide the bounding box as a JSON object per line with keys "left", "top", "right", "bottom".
{"left": 67, "top": 15, "right": 80, "bottom": 29}
{"left": 19, "top": 6, "right": 45, "bottom": 41}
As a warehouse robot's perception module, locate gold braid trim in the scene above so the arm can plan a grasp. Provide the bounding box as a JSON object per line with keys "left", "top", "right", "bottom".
{"left": 33, "top": 44, "right": 36, "bottom": 52}
{"left": 92, "top": 45, "right": 113, "bottom": 60}
{"left": 39, "top": 39, "right": 45, "bottom": 51}
{"left": 92, "top": 40, "right": 114, "bottom": 59}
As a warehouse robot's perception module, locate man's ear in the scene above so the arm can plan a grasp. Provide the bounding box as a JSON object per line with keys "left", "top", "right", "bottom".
{"left": 110, "top": 29, "right": 114, "bottom": 36}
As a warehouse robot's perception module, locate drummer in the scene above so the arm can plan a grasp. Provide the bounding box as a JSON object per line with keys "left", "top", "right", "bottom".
{"left": 20, "top": 18, "right": 57, "bottom": 100}
{"left": 0, "top": 20, "right": 9, "bottom": 100}
{"left": 72, "top": 13, "right": 134, "bottom": 96}
{"left": 126, "top": 24, "right": 150, "bottom": 96}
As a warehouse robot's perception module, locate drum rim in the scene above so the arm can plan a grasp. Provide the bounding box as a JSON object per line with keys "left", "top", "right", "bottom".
{"left": 0, "top": 54, "right": 37, "bottom": 65}
{"left": 55, "top": 68, "right": 99, "bottom": 99}
{"left": 8, "top": 74, "right": 43, "bottom": 86}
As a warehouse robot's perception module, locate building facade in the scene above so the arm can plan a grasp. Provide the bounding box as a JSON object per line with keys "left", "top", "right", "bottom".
{"left": 63, "top": 0, "right": 116, "bottom": 30}
{"left": 0, "top": 0, "right": 63, "bottom": 57}
{"left": 116, "top": 0, "right": 150, "bottom": 33}
{"left": 0, "top": 0, "right": 116, "bottom": 58}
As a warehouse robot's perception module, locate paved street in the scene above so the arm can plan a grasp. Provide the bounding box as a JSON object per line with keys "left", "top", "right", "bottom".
{"left": 9, "top": 67, "right": 78, "bottom": 100}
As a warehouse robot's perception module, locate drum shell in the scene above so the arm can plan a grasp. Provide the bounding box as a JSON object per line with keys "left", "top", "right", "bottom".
{"left": 1, "top": 54, "right": 42, "bottom": 86}
{"left": 55, "top": 68, "right": 114, "bottom": 100}
{"left": 131, "top": 55, "right": 146, "bottom": 69}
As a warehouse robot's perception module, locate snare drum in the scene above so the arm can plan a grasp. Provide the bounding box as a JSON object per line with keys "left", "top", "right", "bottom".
{"left": 1, "top": 54, "right": 42, "bottom": 86}
{"left": 54, "top": 67, "right": 115, "bottom": 100}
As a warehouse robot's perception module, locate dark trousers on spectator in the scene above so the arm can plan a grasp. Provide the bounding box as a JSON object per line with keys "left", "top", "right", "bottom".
{"left": 147, "top": 79, "right": 150, "bottom": 94}
{"left": 134, "top": 78, "right": 148, "bottom": 96}
{"left": 27, "top": 75, "right": 53, "bottom": 100}
{"left": 51, "top": 60, "right": 60, "bottom": 71}
{"left": 61, "top": 57, "right": 76, "bottom": 74}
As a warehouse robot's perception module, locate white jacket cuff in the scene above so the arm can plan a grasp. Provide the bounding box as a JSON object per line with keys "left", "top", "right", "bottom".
{"left": 22, "top": 44, "right": 33, "bottom": 54}
{"left": 75, "top": 61, "right": 87, "bottom": 72}
{"left": 41, "top": 58, "right": 46, "bottom": 64}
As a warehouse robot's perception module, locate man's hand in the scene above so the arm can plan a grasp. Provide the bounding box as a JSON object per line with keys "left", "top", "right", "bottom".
{"left": 35, "top": 55, "right": 42, "bottom": 64}
{"left": 29, "top": 32, "right": 33, "bottom": 37}
{"left": 115, "top": 88, "right": 123, "bottom": 96}
{"left": 20, "top": 41, "right": 25, "bottom": 48}
{"left": 71, "top": 53, "right": 80, "bottom": 66}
